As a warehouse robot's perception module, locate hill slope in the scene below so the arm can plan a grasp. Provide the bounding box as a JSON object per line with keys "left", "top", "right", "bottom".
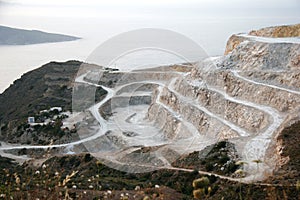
{"left": 0, "top": 60, "right": 81, "bottom": 123}
{"left": 0, "top": 25, "right": 80, "bottom": 45}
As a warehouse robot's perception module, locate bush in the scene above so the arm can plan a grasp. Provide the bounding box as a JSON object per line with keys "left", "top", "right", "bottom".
{"left": 193, "top": 188, "right": 205, "bottom": 199}
{"left": 193, "top": 177, "right": 210, "bottom": 189}
{"left": 84, "top": 153, "right": 93, "bottom": 162}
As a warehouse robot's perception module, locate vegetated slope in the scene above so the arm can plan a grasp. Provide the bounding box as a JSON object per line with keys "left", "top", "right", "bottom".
{"left": 0, "top": 25, "right": 80, "bottom": 45}
{"left": 1, "top": 153, "right": 299, "bottom": 200}
{"left": 0, "top": 60, "right": 81, "bottom": 123}
{"left": 0, "top": 61, "right": 109, "bottom": 145}
{"left": 172, "top": 141, "right": 240, "bottom": 176}
{"left": 2, "top": 154, "right": 191, "bottom": 199}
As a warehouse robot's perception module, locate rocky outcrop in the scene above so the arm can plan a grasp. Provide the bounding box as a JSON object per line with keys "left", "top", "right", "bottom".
{"left": 266, "top": 111, "right": 300, "bottom": 185}
{"left": 223, "top": 40, "right": 300, "bottom": 70}
{"left": 224, "top": 34, "right": 247, "bottom": 55}
{"left": 249, "top": 23, "right": 300, "bottom": 38}
{"left": 238, "top": 71, "right": 300, "bottom": 91}
{"left": 225, "top": 23, "right": 300, "bottom": 55}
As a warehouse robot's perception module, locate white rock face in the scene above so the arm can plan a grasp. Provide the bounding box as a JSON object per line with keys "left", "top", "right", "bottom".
{"left": 145, "top": 31, "right": 300, "bottom": 180}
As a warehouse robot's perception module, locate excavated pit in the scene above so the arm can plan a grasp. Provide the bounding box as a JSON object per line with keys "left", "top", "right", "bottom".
{"left": 2, "top": 24, "right": 300, "bottom": 181}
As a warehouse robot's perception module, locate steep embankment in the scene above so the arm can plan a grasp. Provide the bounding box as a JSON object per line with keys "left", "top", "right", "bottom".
{"left": 267, "top": 115, "right": 300, "bottom": 185}
{"left": 219, "top": 24, "right": 300, "bottom": 180}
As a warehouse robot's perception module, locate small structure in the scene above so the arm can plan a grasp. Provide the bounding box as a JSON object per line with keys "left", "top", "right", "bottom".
{"left": 28, "top": 117, "right": 35, "bottom": 124}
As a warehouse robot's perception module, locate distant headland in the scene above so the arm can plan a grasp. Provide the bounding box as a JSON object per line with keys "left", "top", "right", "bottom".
{"left": 0, "top": 25, "right": 80, "bottom": 45}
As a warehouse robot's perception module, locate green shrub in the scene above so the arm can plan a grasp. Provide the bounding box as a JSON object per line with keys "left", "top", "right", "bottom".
{"left": 193, "top": 177, "right": 210, "bottom": 189}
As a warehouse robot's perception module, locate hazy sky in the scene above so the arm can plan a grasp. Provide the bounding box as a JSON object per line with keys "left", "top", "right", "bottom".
{"left": 1, "top": 0, "right": 299, "bottom": 19}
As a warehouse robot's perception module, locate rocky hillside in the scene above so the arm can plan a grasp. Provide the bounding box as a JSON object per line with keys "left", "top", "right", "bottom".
{"left": 0, "top": 24, "right": 299, "bottom": 199}
{"left": 145, "top": 23, "right": 300, "bottom": 181}
{"left": 225, "top": 23, "right": 300, "bottom": 55}
{"left": 0, "top": 60, "right": 81, "bottom": 124}
{"left": 249, "top": 23, "right": 300, "bottom": 38}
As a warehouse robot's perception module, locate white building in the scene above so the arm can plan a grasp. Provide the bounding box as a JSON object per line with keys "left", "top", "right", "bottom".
{"left": 28, "top": 117, "right": 35, "bottom": 124}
